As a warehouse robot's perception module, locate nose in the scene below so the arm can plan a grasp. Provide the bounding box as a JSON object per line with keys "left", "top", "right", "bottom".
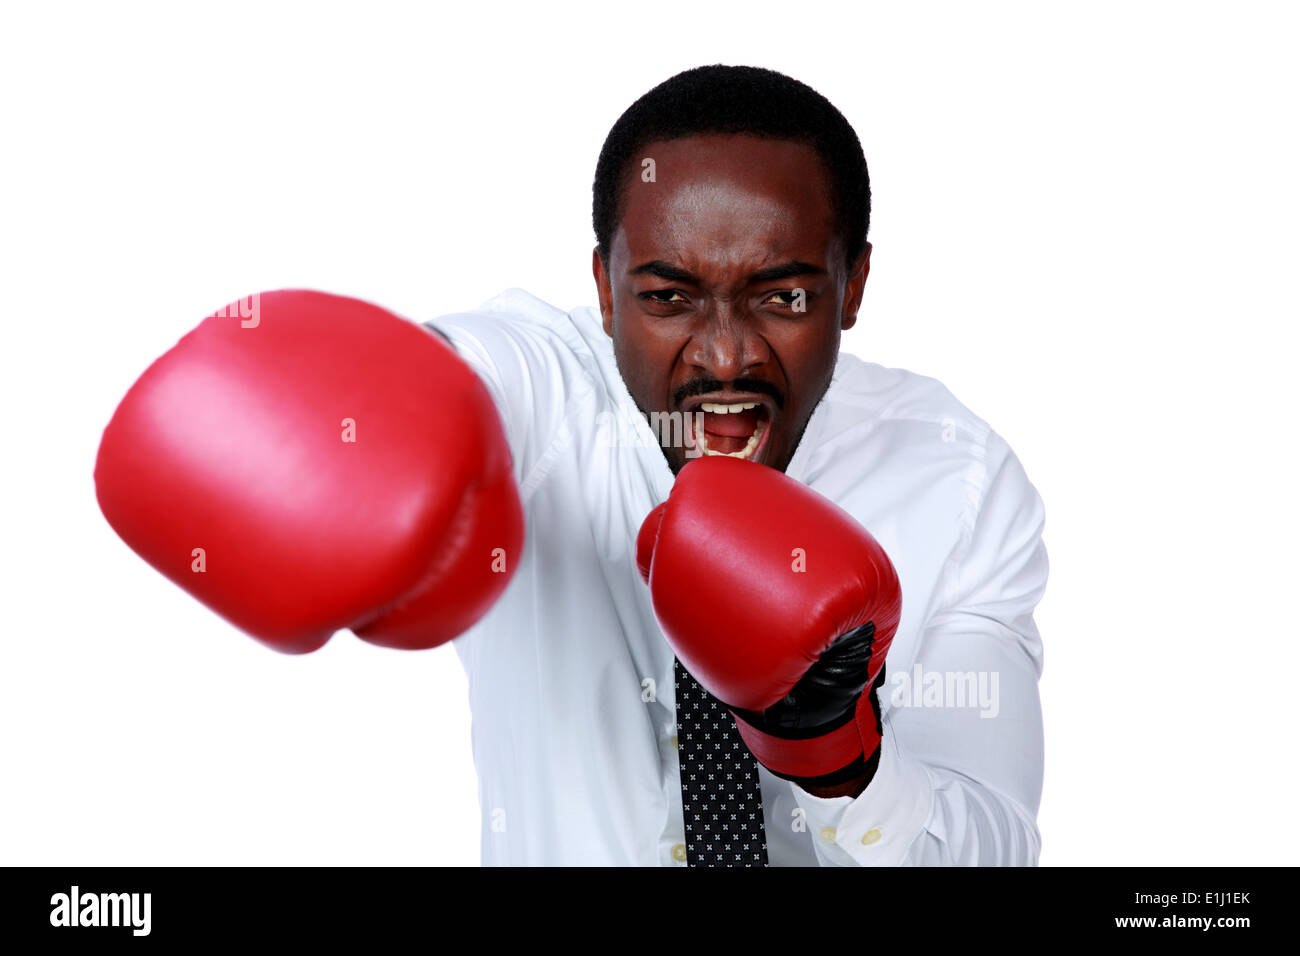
{"left": 686, "top": 305, "right": 769, "bottom": 381}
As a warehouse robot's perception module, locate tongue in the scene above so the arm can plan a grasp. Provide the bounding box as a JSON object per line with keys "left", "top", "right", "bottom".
{"left": 702, "top": 408, "right": 759, "bottom": 439}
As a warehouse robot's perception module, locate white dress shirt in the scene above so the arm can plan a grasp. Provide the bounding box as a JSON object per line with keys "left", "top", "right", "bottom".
{"left": 428, "top": 288, "right": 1048, "bottom": 867}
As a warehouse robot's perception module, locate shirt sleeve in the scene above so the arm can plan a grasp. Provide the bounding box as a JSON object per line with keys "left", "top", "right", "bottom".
{"left": 424, "top": 297, "right": 596, "bottom": 495}
{"left": 791, "top": 432, "right": 1049, "bottom": 866}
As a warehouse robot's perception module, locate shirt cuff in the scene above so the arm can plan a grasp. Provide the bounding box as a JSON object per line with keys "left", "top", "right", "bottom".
{"left": 790, "top": 720, "right": 934, "bottom": 866}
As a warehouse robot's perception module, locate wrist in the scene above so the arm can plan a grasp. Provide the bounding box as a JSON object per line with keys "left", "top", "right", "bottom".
{"left": 795, "top": 745, "right": 880, "bottom": 798}
{"left": 732, "top": 671, "right": 886, "bottom": 790}
{"left": 732, "top": 704, "right": 869, "bottom": 782}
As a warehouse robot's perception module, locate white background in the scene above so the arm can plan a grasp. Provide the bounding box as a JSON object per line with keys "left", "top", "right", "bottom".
{"left": 2, "top": 0, "right": 1296, "bottom": 866}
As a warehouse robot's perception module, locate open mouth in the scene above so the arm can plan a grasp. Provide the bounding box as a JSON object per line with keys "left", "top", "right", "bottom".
{"left": 683, "top": 398, "right": 774, "bottom": 463}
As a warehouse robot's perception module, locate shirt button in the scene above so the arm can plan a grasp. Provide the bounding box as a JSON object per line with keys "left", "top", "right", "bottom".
{"left": 671, "top": 843, "right": 687, "bottom": 863}
{"left": 861, "top": 828, "right": 883, "bottom": 846}
{"left": 670, "top": 735, "right": 678, "bottom": 750}
{"left": 819, "top": 827, "right": 837, "bottom": 844}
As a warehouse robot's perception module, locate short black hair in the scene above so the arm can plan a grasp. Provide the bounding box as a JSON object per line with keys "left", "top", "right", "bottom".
{"left": 592, "top": 64, "right": 870, "bottom": 270}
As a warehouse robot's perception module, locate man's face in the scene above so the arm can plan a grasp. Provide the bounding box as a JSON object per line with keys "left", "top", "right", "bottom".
{"left": 593, "top": 133, "right": 870, "bottom": 475}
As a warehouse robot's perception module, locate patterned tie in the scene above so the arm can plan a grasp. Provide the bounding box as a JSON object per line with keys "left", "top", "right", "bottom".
{"left": 674, "top": 657, "right": 769, "bottom": 867}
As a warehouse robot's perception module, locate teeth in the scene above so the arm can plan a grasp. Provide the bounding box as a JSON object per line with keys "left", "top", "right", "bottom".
{"left": 700, "top": 402, "right": 759, "bottom": 414}
{"left": 697, "top": 420, "right": 766, "bottom": 461}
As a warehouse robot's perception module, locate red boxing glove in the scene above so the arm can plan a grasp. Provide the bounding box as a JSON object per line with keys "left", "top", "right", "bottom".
{"left": 637, "top": 456, "right": 901, "bottom": 790}
{"left": 95, "top": 289, "right": 523, "bottom": 654}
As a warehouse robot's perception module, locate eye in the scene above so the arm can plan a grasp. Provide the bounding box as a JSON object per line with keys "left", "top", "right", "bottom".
{"left": 763, "top": 289, "right": 813, "bottom": 309}
{"left": 640, "top": 290, "right": 689, "bottom": 304}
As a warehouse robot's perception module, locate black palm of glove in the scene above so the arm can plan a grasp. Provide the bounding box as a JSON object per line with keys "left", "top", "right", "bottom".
{"left": 733, "top": 621, "right": 887, "bottom": 788}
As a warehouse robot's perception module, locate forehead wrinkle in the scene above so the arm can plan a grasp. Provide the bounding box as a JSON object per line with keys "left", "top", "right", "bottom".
{"left": 643, "top": 201, "right": 819, "bottom": 289}
{"left": 615, "top": 140, "right": 838, "bottom": 290}
{"left": 657, "top": 176, "right": 798, "bottom": 220}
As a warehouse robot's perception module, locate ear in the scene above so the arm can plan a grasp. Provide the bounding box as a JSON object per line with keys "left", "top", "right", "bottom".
{"left": 841, "top": 242, "right": 872, "bottom": 332}
{"left": 592, "top": 246, "right": 614, "bottom": 337}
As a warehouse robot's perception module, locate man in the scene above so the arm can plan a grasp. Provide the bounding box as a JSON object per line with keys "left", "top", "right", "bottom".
{"left": 95, "top": 65, "right": 1047, "bottom": 866}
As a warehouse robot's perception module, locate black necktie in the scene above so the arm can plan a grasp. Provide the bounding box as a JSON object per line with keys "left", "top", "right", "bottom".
{"left": 674, "top": 657, "right": 769, "bottom": 867}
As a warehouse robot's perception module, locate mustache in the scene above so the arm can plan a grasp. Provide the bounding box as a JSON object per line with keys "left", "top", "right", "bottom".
{"left": 673, "top": 378, "right": 784, "bottom": 411}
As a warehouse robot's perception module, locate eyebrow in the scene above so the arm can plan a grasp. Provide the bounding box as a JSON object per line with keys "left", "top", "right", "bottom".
{"left": 628, "top": 259, "right": 827, "bottom": 284}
